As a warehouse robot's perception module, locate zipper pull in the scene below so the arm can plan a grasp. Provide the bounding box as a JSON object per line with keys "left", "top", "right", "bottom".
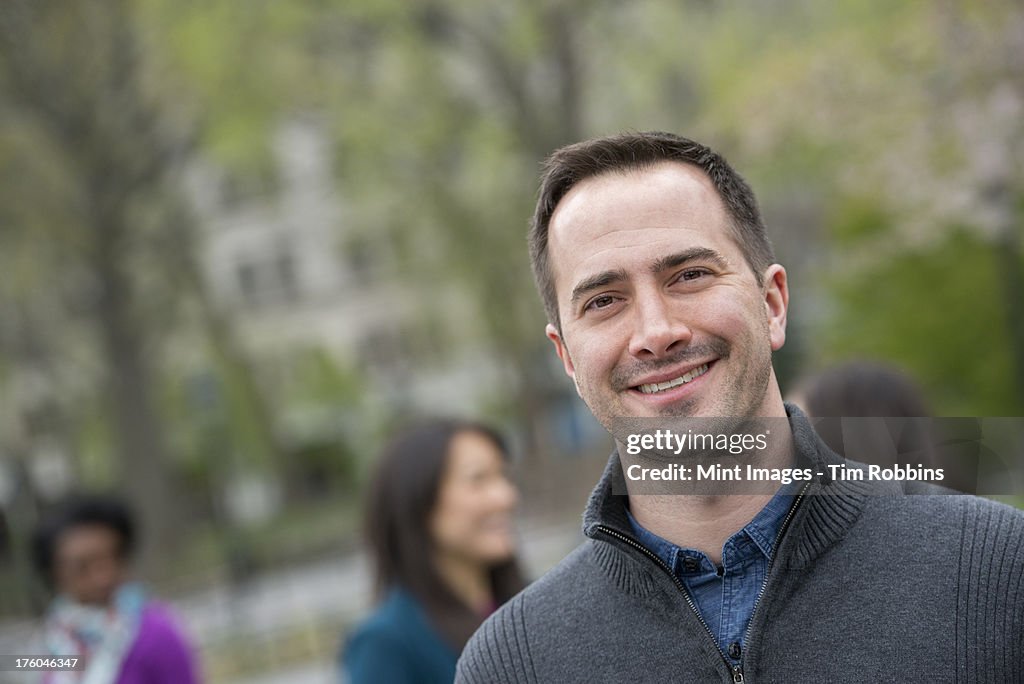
{"left": 732, "top": 666, "right": 744, "bottom": 682}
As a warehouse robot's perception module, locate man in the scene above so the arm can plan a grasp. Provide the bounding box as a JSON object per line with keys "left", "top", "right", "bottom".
{"left": 456, "top": 132, "right": 1024, "bottom": 682}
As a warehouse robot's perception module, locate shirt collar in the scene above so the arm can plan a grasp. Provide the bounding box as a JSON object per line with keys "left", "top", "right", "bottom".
{"left": 625, "top": 480, "right": 799, "bottom": 571}
{"left": 584, "top": 404, "right": 873, "bottom": 572}
{"left": 742, "top": 480, "right": 802, "bottom": 557}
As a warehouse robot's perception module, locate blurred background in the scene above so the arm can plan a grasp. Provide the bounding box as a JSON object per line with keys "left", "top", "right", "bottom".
{"left": 0, "top": 0, "right": 1021, "bottom": 681}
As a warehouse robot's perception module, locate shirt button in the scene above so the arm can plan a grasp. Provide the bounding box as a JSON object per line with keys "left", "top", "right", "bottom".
{"left": 729, "top": 642, "right": 742, "bottom": 659}
{"left": 716, "top": 566, "right": 725, "bottom": 577}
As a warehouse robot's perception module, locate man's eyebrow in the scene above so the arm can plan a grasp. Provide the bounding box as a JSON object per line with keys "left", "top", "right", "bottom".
{"left": 650, "top": 247, "right": 729, "bottom": 274}
{"left": 569, "top": 269, "right": 627, "bottom": 308}
{"left": 567, "top": 249, "right": 729, "bottom": 309}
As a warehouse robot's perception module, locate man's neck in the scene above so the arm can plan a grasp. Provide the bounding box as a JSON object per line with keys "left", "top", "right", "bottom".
{"left": 626, "top": 417, "right": 795, "bottom": 566}
{"left": 628, "top": 494, "right": 775, "bottom": 566}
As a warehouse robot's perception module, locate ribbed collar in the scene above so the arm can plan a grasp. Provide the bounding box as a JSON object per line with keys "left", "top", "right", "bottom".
{"left": 582, "top": 404, "right": 871, "bottom": 569}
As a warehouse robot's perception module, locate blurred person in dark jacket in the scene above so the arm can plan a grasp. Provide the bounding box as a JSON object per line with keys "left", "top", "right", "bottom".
{"left": 791, "top": 359, "right": 930, "bottom": 420}
{"left": 32, "top": 495, "right": 201, "bottom": 684}
{"left": 341, "top": 419, "right": 525, "bottom": 684}
{"left": 791, "top": 360, "right": 978, "bottom": 492}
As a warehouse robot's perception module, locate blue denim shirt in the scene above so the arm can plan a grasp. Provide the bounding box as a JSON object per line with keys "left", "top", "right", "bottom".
{"left": 626, "top": 484, "right": 798, "bottom": 664}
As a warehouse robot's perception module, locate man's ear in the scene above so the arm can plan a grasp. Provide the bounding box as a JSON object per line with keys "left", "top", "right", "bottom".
{"left": 546, "top": 324, "right": 580, "bottom": 393}
{"left": 763, "top": 264, "right": 789, "bottom": 351}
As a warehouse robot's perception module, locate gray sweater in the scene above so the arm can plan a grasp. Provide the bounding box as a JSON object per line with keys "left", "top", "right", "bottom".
{"left": 457, "top": 411, "right": 1024, "bottom": 683}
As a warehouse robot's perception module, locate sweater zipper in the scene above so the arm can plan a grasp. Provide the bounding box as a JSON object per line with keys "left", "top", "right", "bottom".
{"left": 594, "top": 481, "right": 810, "bottom": 684}
{"left": 593, "top": 524, "right": 741, "bottom": 681}
{"left": 736, "top": 480, "right": 811, "bottom": 682}
{"left": 742, "top": 481, "right": 810, "bottom": 648}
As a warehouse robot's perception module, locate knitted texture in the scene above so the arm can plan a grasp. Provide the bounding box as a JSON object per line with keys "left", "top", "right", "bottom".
{"left": 457, "top": 409, "right": 1024, "bottom": 683}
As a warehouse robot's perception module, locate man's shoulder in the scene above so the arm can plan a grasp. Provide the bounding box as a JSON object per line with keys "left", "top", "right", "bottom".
{"left": 853, "top": 487, "right": 1024, "bottom": 553}
{"left": 939, "top": 491, "right": 1024, "bottom": 517}
{"left": 457, "top": 542, "right": 599, "bottom": 684}
{"left": 872, "top": 487, "right": 1024, "bottom": 521}
{"left": 457, "top": 536, "right": 672, "bottom": 683}
{"left": 941, "top": 493, "right": 1024, "bottom": 540}
{"left": 496, "top": 531, "right": 665, "bottom": 609}
{"left": 487, "top": 541, "right": 598, "bottom": 616}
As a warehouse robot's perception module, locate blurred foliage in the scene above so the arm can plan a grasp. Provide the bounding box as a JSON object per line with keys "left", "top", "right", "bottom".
{"left": 121, "top": 0, "right": 1024, "bottom": 428}
{"left": 825, "top": 229, "right": 1021, "bottom": 415}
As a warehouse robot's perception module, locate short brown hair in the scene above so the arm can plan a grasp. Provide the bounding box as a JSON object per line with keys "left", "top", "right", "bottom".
{"left": 529, "top": 131, "right": 775, "bottom": 329}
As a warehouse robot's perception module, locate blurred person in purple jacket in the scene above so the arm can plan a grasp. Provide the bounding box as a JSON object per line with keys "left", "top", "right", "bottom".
{"left": 32, "top": 495, "right": 201, "bottom": 684}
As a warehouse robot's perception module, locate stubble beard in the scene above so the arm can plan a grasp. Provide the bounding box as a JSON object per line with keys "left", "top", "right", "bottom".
{"left": 578, "top": 332, "right": 775, "bottom": 431}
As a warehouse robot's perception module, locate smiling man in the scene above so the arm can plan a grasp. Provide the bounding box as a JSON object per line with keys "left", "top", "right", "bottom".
{"left": 548, "top": 160, "right": 784, "bottom": 416}
{"left": 456, "top": 132, "right": 1024, "bottom": 683}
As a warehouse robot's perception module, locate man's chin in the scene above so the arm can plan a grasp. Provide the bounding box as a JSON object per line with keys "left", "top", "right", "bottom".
{"left": 590, "top": 398, "right": 702, "bottom": 433}
{"left": 621, "top": 395, "right": 701, "bottom": 419}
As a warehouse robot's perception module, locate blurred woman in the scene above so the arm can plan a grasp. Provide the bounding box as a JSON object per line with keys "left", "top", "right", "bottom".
{"left": 32, "top": 495, "right": 201, "bottom": 684}
{"left": 341, "top": 419, "right": 525, "bottom": 684}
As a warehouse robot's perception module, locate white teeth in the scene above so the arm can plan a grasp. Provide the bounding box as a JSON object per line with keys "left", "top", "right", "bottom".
{"left": 637, "top": 364, "right": 709, "bottom": 395}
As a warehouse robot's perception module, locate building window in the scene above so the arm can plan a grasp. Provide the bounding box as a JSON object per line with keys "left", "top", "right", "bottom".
{"left": 235, "top": 243, "right": 301, "bottom": 309}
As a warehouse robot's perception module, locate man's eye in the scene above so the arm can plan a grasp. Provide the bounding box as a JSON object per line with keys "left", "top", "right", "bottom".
{"left": 679, "top": 268, "right": 708, "bottom": 282}
{"left": 586, "top": 295, "right": 616, "bottom": 311}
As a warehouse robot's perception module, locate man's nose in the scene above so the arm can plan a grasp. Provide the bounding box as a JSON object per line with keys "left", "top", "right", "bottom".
{"left": 627, "top": 292, "right": 691, "bottom": 358}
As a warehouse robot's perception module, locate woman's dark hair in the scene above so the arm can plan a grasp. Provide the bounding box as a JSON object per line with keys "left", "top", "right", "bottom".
{"left": 798, "top": 359, "right": 935, "bottom": 464}
{"left": 800, "top": 361, "right": 931, "bottom": 419}
{"left": 31, "top": 494, "right": 136, "bottom": 588}
{"left": 365, "top": 419, "right": 525, "bottom": 650}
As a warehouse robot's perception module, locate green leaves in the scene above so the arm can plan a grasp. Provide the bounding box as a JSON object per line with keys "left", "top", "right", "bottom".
{"left": 824, "top": 229, "right": 1023, "bottom": 415}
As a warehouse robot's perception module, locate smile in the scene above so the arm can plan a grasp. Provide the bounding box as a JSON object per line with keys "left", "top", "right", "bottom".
{"left": 636, "top": 364, "right": 709, "bottom": 395}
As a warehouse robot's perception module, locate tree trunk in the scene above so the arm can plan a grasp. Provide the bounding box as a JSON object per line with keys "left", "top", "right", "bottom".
{"left": 91, "top": 208, "right": 174, "bottom": 577}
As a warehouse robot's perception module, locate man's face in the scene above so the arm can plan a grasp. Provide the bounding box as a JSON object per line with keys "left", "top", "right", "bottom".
{"left": 544, "top": 161, "right": 789, "bottom": 428}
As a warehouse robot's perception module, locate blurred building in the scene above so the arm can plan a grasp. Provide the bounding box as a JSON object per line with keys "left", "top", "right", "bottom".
{"left": 184, "top": 118, "right": 510, "bottom": 436}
